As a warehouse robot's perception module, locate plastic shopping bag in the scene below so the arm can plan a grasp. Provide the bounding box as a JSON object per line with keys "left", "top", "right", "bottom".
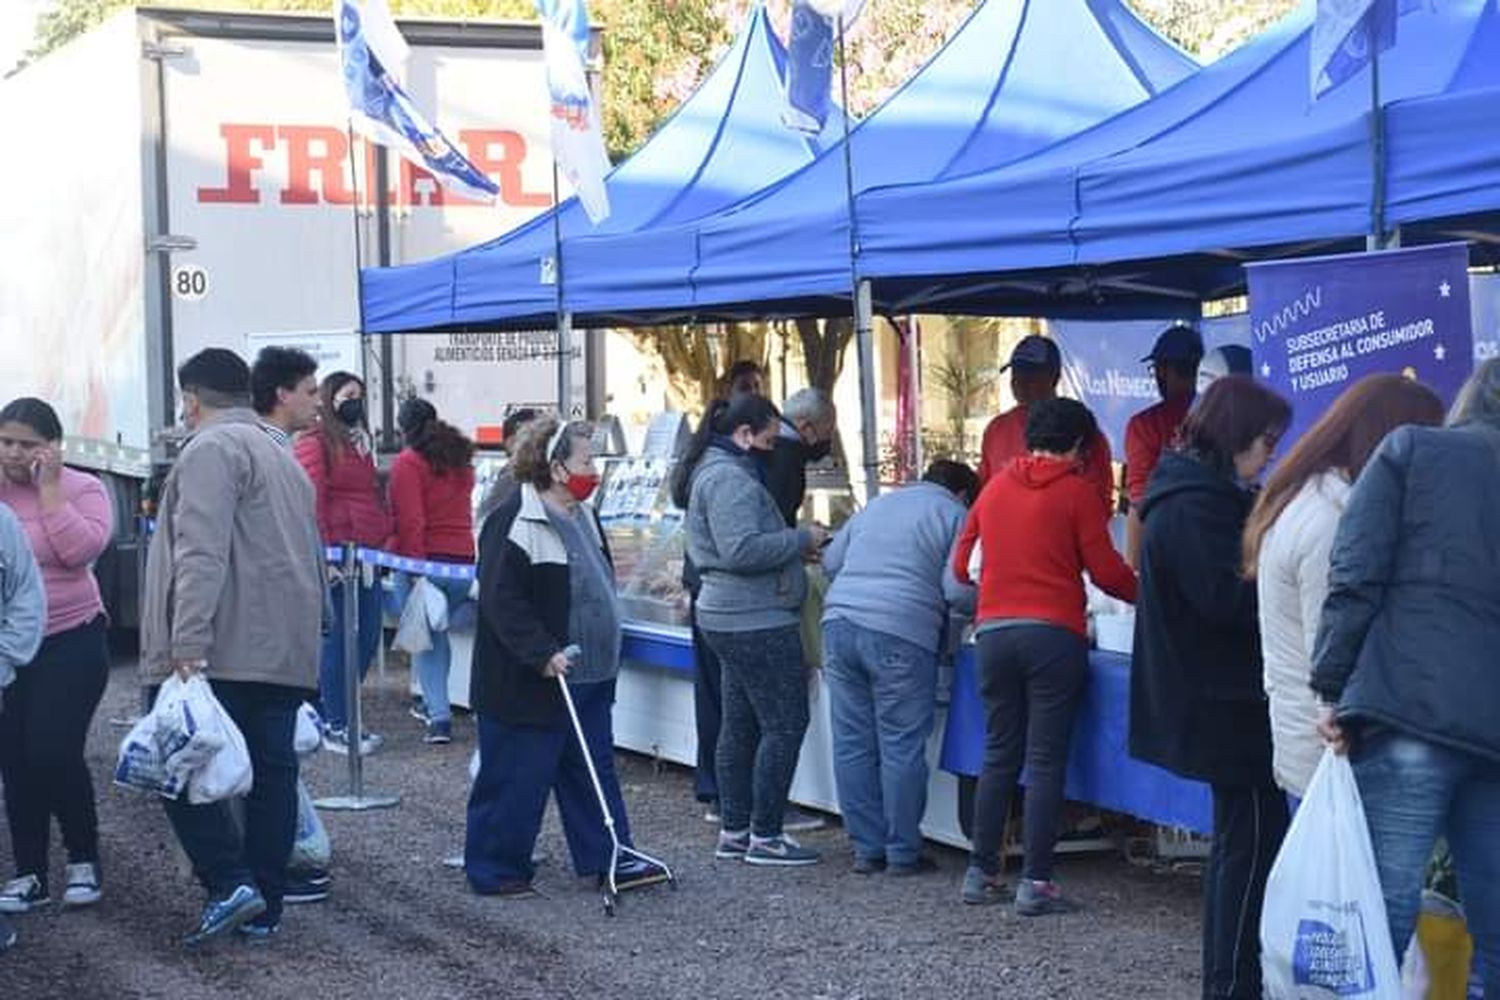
{"left": 114, "top": 675, "right": 223, "bottom": 798}
{"left": 288, "top": 779, "right": 332, "bottom": 870}
{"left": 419, "top": 576, "right": 450, "bottom": 632}
{"left": 392, "top": 579, "right": 434, "bottom": 654}
{"left": 1261, "top": 749, "right": 1403, "bottom": 999}
{"left": 180, "top": 675, "right": 253, "bottom": 804}
{"left": 294, "top": 702, "right": 323, "bottom": 755}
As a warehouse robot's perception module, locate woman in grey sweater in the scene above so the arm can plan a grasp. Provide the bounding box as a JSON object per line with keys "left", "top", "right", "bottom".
{"left": 676, "top": 395, "right": 828, "bottom": 866}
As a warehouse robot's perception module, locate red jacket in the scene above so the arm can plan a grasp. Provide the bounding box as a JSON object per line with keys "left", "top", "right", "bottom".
{"left": 294, "top": 435, "right": 393, "bottom": 549}
{"left": 388, "top": 447, "right": 475, "bottom": 561}
{"left": 977, "top": 404, "right": 1115, "bottom": 513}
{"left": 954, "top": 454, "right": 1137, "bottom": 636}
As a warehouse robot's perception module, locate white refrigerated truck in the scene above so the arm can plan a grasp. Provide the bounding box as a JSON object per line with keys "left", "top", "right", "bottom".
{"left": 0, "top": 7, "right": 592, "bottom": 627}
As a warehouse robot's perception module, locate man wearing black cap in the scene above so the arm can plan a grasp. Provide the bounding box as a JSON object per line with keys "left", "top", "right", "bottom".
{"left": 977, "top": 335, "right": 1113, "bottom": 510}
{"left": 1123, "top": 323, "right": 1204, "bottom": 566}
{"left": 141, "top": 348, "right": 323, "bottom": 945}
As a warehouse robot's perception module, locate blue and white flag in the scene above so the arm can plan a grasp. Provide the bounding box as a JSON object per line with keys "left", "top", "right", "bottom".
{"left": 785, "top": 1, "right": 837, "bottom": 134}
{"left": 336, "top": 0, "right": 499, "bottom": 201}
{"left": 535, "top": 0, "right": 610, "bottom": 224}
{"left": 1310, "top": 0, "right": 1423, "bottom": 99}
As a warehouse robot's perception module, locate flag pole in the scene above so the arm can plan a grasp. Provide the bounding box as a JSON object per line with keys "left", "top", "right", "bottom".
{"left": 550, "top": 160, "right": 574, "bottom": 419}
{"left": 346, "top": 122, "right": 369, "bottom": 334}
{"left": 837, "top": 14, "right": 881, "bottom": 500}
{"left": 1367, "top": 46, "right": 1387, "bottom": 250}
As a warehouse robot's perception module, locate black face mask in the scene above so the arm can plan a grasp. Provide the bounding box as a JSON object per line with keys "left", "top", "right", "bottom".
{"left": 804, "top": 439, "right": 833, "bottom": 462}
{"left": 335, "top": 398, "right": 365, "bottom": 427}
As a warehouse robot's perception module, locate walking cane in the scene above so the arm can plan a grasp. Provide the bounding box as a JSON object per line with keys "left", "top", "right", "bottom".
{"left": 556, "top": 645, "right": 675, "bottom": 915}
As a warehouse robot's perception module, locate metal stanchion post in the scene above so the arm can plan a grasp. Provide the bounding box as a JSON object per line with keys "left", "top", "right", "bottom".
{"left": 375, "top": 567, "right": 388, "bottom": 684}
{"left": 316, "top": 543, "right": 400, "bottom": 812}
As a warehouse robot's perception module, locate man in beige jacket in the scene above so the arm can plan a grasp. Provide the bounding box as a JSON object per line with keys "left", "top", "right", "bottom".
{"left": 141, "top": 348, "right": 322, "bottom": 945}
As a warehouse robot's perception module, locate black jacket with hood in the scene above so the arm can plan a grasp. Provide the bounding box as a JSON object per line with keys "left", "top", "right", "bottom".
{"left": 1129, "top": 450, "right": 1275, "bottom": 787}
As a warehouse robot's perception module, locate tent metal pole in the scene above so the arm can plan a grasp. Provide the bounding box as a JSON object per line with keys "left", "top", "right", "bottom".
{"left": 836, "top": 15, "right": 878, "bottom": 499}
{"left": 1367, "top": 49, "right": 1387, "bottom": 251}
{"left": 855, "top": 279, "right": 880, "bottom": 500}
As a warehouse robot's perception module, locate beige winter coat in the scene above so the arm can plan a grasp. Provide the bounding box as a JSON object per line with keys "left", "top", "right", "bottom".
{"left": 141, "top": 409, "right": 322, "bottom": 691}
{"left": 1256, "top": 469, "right": 1350, "bottom": 797}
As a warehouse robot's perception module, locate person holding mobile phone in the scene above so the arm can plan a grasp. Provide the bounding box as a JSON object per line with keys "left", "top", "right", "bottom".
{"left": 0, "top": 398, "right": 114, "bottom": 915}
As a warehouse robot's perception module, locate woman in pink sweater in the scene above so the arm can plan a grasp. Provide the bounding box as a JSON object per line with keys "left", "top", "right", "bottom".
{"left": 0, "top": 398, "right": 113, "bottom": 913}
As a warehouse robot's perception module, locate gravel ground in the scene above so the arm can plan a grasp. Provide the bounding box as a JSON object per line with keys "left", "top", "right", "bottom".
{"left": 0, "top": 658, "right": 1205, "bottom": 999}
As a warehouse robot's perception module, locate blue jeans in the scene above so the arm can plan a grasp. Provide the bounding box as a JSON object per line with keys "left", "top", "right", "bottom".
{"left": 702, "top": 625, "right": 808, "bottom": 839}
{"left": 161, "top": 681, "right": 301, "bottom": 924}
{"left": 822, "top": 619, "right": 938, "bottom": 866}
{"left": 464, "top": 680, "right": 631, "bottom": 889}
{"left": 318, "top": 577, "right": 383, "bottom": 731}
{"left": 1353, "top": 730, "right": 1500, "bottom": 996}
{"left": 399, "top": 574, "right": 473, "bottom": 724}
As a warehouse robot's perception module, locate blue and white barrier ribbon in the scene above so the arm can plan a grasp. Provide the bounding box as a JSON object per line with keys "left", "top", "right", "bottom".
{"left": 145, "top": 519, "right": 475, "bottom": 581}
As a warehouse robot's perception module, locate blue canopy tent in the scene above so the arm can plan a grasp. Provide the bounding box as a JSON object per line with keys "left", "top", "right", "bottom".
{"left": 561, "top": 0, "right": 1196, "bottom": 325}
{"left": 855, "top": 0, "right": 1500, "bottom": 316}
{"left": 359, "top": 6, "right": 842, "bottom": 333}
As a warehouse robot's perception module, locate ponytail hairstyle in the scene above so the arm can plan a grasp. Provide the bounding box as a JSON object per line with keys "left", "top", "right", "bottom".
{"left": 669, "top": 393, "right": 781, "bottom": 509}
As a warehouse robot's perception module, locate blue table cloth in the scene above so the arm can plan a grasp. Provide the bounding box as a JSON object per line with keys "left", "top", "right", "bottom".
{"left": 941, "top": 647, "right": 1212, "bottom": 834}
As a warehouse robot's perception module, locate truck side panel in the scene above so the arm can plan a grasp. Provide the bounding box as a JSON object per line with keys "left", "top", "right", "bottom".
{"left": 0, "top": 13, "right": 150, "bottom": 475}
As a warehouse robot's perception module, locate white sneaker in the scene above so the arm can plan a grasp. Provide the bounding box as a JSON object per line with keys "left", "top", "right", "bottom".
{"left": 0, "top": 874, "right": 49, "bottom": 914}
{"left": 63, "top": 863, "right": 102, "bottom": 908}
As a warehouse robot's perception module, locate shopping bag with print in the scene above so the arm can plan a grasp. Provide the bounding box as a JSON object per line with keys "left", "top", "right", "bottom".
{"left": 1261, "top": 749, "right": 1403, "bottom": 999}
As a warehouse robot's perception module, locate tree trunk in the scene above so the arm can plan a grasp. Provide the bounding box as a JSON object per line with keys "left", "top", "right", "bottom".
{"left": 796, "top": 316, "right": 853, "bottom": 393}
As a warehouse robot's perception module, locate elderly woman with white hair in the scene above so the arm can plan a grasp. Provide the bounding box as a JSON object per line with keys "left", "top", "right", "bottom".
{"left": 1312, "top": 359, "right": 1500, "bottom": 998}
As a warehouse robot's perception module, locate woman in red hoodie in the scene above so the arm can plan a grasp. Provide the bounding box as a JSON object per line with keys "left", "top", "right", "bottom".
{"left": 952, "top": 397, "right": 1136, "bottom": 915}
{"left": 295, "top": 373, "right": 393, "bottom": 754}
{"left": 389, "top": 399, "right": 475, "bottom": 744}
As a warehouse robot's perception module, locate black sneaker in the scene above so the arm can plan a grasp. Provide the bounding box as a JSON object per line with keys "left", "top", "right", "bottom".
{"left": 606, "top": 857, "right": 670, "bottom": 893}
{"left": 282, "top": 873, "right": 330, "bottom": 905}
{"left": 0, "top": 875, "right": 48, "bottom": 914}
{"left": 424, "top": 720, "right": 452, "bottom": 745}
{"left": 851, "top": 856, "right": 886, "bottom": 876}
{"left": 782, "top": 807, "right": 826, "bottom": 833}
{"left": 473, "top": 879, "right": 538, "bottom": 899}
{"left": 744, "top": 835, "right": 820, "bottom": 867}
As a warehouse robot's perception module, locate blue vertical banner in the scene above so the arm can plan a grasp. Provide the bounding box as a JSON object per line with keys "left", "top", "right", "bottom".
{"left": 1248, "top": 243, "right": 1473, "bottom": 447}
{"left": 1309, "top": 0, "right": 1424, "bottom": 98}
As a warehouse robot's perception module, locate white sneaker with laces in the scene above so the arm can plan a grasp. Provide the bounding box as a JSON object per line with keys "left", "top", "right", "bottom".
{"left": 0, "top": 874, "right": 49, "bottom": 914}
{"left": 62, "top": 863, "right": 102, "bottom": 908}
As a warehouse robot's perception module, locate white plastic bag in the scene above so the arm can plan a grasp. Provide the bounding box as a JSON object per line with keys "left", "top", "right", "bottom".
{"left": 288, "top": 779, "right": 331, "bottom": 870}
{"left": 392, "top": 579, "right": 433, "bottom": 654}
{"left": 115, "top": 675, "right": 223, "bottom": 798}
{"left": 294, "top": 703, "right": 323, "bottom": 755}
{"left": 418, "top": 576, "right": 450, "bottom": 631}
{"left": 1261, "top": 749, "right": 1403, "bottom": 999}
{"left": 179, "top": 675, "right": 253, "bottom": 804}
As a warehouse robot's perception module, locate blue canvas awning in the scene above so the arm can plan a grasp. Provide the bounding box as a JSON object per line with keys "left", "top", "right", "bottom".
{"left": 562, "top": 0, "right": 1196, "bottom": 324}
{"left": 857, "top": 0, "right": 1500, "bottom": 315}
{"left": 360, "top": 6, "right": 841, "bottom": 332}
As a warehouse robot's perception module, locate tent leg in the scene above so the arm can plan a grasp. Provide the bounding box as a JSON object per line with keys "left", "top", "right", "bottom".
{"left": 855, "top": 280, "right": 880, "bottom": 501}
{"left": 557, "top": 310, "right": 574, "bottom": 418}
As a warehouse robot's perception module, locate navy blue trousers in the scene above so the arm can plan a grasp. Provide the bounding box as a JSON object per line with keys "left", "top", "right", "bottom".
{"left": 464, "top": 679, "right": 631, "bottom": 890}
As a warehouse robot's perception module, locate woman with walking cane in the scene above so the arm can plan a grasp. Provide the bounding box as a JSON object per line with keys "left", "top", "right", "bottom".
{"left": 465, "top": 418, "right": 670, "bottom": 902}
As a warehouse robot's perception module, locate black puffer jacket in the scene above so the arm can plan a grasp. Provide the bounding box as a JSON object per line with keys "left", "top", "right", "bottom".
{"left": 1129, "top": 450, "right": 1274, "bottom": 787}
{"left": 1312, "top": 422, "right": 1500, "bottom": 764}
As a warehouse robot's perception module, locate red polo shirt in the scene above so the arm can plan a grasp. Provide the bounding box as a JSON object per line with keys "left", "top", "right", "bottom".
{"left": 1124, "top": 394, "right": 1194, "bottom": 506}
{"left": 976, "top": 404, "right": 1114, "bottom": 513}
